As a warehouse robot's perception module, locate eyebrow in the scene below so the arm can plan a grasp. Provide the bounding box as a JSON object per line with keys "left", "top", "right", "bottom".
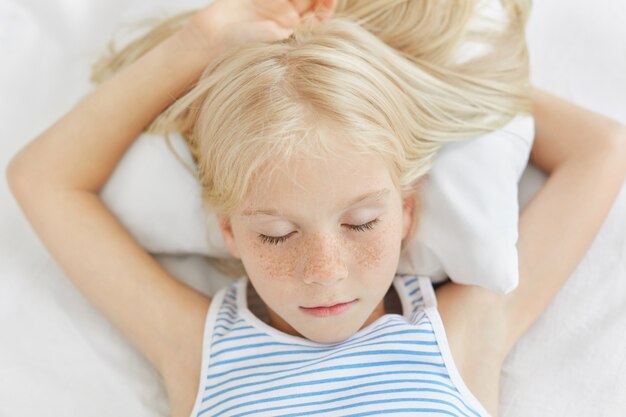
{"left": 242, "top": 188, "right": 391, "bottom": 217}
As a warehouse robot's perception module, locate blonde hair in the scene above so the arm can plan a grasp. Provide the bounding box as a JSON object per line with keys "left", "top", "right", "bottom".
{"left": 92, "top": 1, "right": 532, "bottom": 275}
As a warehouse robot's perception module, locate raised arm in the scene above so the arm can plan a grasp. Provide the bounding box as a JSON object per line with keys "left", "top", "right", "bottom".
{"left": 432, "top": 90, "right": 626, "bottom": 416}
{"left": 5, "top": 12, "right": 220, "bottom": 382}
{"left": 503, "top": 89, "right": 626, "bottom": 352}
{"left": 5, "top": 0, "right": 318, "bottom": 408}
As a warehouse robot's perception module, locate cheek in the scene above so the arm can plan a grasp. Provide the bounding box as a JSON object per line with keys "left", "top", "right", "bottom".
{"left": 350, "top": 219, "right": 402, "bottom": 270}
{"left": 342, "top": 230, "right": 383, "bottom": 270}
{"left": 245, "top": 238, "right": 298, "bottom": 283}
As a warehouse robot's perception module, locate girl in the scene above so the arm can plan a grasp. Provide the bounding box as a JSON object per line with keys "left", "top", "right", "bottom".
{"left": 7, "top": 0, "right": 626, "bottom": 416}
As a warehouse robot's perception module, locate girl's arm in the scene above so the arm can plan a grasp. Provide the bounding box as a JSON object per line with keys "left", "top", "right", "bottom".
{"left": 5, "top": 23, "right": 219, "bottom": 381}
{"left": 5, "top": 0, "right": 311, "bottom": 395}
{"left": 435, "top": 91, "right": 626, "bottom": 414}
{"left": 502, "top": 89, "right": 626, "bottom": 353}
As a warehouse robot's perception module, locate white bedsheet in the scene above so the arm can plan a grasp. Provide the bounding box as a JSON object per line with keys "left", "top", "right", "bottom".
{"left": 1, "top": 1, "right": 625, "bottom": 416}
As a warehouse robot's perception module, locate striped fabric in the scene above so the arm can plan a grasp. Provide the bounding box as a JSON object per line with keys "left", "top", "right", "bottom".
{"left": 189, "top": 274, "right": 491, "bottom": 417}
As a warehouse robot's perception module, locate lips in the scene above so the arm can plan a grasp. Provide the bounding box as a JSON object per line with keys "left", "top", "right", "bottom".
{"left": 301, "top": 299, "right": 357, "bottom": 309}
{"left": 299, "top": 299, "right": 358, "bottom": 317}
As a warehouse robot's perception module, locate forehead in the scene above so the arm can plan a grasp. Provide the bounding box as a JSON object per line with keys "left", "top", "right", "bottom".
{"left": 241, "top": 152, "right": 395, "bottom": 217}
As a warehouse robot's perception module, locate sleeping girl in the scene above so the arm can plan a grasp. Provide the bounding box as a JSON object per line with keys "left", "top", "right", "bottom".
{"left": 7, "top": 0, "right": 626, "bottom": 416}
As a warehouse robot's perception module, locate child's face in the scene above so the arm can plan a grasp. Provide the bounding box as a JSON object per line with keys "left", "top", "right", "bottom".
{"left": 219, "top": 152, "right": 415, "bottom": 344}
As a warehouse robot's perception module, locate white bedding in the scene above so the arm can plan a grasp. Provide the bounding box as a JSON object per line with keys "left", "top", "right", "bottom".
{"left": 1, "top": 0, "right": 625, "bottom": 416}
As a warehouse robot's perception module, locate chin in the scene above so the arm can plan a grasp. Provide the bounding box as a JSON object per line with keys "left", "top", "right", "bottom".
{"left": 300, "top": 321, "right": 362, "bottom": 345}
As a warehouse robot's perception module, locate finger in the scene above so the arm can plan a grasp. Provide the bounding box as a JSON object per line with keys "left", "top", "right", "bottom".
{"left": 258, "top": 20, "right": 294, "bottom": 41}
{"left": 311, "top": 0, "right": 337, "bottom": 22}
{"left": 291, "top": 0, "right": 314, "bottom": 15}
{"left": 259, "top": 0, "right": 300, "bottom": 28}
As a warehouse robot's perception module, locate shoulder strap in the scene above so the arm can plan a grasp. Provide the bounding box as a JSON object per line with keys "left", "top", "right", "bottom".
{"left": 418, "top": 276, "right": 438, "bottom": 309}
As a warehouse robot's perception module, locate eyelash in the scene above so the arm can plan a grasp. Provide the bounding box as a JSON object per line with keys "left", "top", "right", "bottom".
{"left": 258, "top": 218, "right": 381, "bottom": 246}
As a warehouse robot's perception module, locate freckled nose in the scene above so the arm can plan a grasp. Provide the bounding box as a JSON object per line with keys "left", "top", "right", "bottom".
{"left": 300, "top": 233, "right": 348, "bottom": 286}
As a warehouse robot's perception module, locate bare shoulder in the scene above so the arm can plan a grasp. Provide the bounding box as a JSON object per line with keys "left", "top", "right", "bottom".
{"left": 162, "top": 296, "right": 212, "bottom": 417}
{"left": 434, "top": 281, "right": 509, "bottom": 415}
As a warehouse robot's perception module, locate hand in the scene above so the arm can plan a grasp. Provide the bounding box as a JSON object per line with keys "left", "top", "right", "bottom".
{"left": 188, "top": 0, "right": 337, "bottom": 50}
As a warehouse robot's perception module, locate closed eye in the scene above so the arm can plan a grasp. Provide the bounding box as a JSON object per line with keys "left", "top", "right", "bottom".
{"left": 258, "top": 232, "right": 294, "bottom": 246}
{"left": 258, "top": 218, "right": 381, "bottom": 245}
{"left": 347, "top": 217, "right": 380, "bottom": 232}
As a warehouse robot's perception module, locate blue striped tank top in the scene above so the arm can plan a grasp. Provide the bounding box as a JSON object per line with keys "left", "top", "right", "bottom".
{"left": 189, "top": 274, "right": 491, "bottom": 417}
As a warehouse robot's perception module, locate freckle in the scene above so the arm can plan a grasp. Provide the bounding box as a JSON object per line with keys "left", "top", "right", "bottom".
{"left": 351, "top": 222, "right": 397, "bottom": 269}
{"left": 354, "top": 239, "right": 383, "bottom": 268}
{"left": 250, "top": 239, "right": 296, "bottom": 281}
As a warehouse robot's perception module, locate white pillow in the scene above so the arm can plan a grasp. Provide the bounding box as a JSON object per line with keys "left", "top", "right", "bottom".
{"left": 100, "top": 132, "right": 230, "bottom": 258}
{"left": 397, "top": 115, "right": 534, "bottom": 293}
{"left": 100, "top": 115, "right": 534, "bottom": 294}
